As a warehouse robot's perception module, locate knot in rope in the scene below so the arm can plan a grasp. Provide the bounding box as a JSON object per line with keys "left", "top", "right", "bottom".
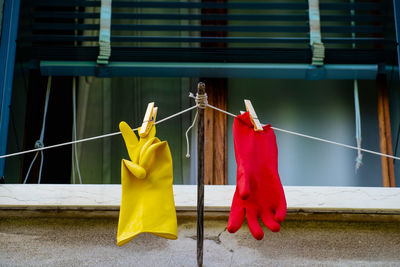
{"left": 355, "top": 138, "right": 363, "bottom": 171}
{"left": 355, "top": 153, "right": 363, "bottom": 165}
{"left": 189, "top": 92, "right": 208, "bottom": 109}
{"left": 34, "top": 140, "right": 44, "bottom": 149}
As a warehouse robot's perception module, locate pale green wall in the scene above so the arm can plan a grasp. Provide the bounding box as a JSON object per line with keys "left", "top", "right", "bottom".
{"left": 110, "top": 77, "right": 193, "bottom": 185}
{"left": 4, "top": 77, "right": 399, "bottom": 186}
{"left": 227, "top": 79, "right": 399, "bottom": 187}
{"left": 3, "top": 77, "right": 194, "bottom": 185}
{"left": 70, "top": 77, "right": 193, "bottom": 185}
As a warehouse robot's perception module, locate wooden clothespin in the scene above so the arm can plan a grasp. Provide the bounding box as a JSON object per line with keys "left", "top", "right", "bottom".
{"left": 139, "top": 102, "right": 158, "bottom": 137}
{"left": 244, "top": 99, "right": 263, "bottom": 131}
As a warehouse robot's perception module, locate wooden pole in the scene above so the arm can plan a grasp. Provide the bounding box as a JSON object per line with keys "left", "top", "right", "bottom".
{"left": 377, "top": 74, "right": 396, "bottom": 187}
{"left": 203, "top": 79, "right": 228, "bottom": 185}
{"left": 197, "top": 82, "right": 205, "bottom": 267}
{"left": 201, "top": 0, "right": 228, "bottom": 186}
{"left": 382, "top": 82, "right": 396, "bottom": 187}
{"left": 377, "top": 77, "right": 390, "bottom": 187}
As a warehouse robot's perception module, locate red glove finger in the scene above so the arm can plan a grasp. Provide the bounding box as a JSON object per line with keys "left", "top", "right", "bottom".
{"left": 227, "top": 191, "right": 245, "bottom": 234}
{"left": 236, "top": 166, "right": 251, "bottom": 200}
{"left": 246, "top": 208, "right": 264, "bottom": 240}
{"left": 260, "top": 210, "right": 281, "bottom": 233}
{"left": 274, "top": 193, "right": 287, "bottom": 223}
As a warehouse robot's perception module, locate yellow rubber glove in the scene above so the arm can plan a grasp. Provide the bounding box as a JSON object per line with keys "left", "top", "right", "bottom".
{"left": 117, "top": 121, "right": 178, "bottom": 246}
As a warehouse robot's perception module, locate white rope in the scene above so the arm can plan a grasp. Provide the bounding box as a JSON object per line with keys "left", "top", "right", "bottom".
{"left": 205, "top": 104, "right": 400, "bottom": 161}
{"left": 38, "top": 151, "right": 44, "bottom": 184}
{"left": 193, "top": 92, "right": 208, "bottom": 109}
{"left": 154, "top": 105, "right": 198, "bottom": 126}
{"left": 350, "top": 1, "right": 363, "bottom": 171}
{"left": 185, "top": 109, "right": 198, "bottom": 158}
{"left": 1, "top": 95, "right": 399, "bottom": 162}
{"left": 0, "top": 105, "right": 198, "bottom": 159}
{"left": 185, "top": 92, "right": 207, "bottom": 158}
{"left": 23, "top": 76, "right": 52, "bottom": 184}
{"left": 22, "top": 151, "right": 39, "bottom": 184}
{"left": 269, "top": 126, "right": 399, "bottom": 160}
{"left": 207, "top": 103, "right": 237, "bottom": 118}
{"left": 72, "top": 77, "right": 83, "bottom": 184}
{"left": 354, "top": 80, "right": 363, "bottom": 170}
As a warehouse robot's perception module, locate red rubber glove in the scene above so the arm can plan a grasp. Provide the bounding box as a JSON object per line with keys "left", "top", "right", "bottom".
{"left": 227, "top": 111, "right": 287, "bottom": 240}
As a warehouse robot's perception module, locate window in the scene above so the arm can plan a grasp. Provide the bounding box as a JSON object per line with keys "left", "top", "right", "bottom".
{"left": 2, "top": 0, "right": 399, "bottom": 186}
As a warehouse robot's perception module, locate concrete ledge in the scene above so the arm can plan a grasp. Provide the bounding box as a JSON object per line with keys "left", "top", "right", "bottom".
{"left": 1, "top": 186, "right": 400, "bottom": 266}
{"left": 1, "top": 184, "right": 400, "bottom": 214}
{"left": 2, "top": 216, "right": 400, "bottom": 266}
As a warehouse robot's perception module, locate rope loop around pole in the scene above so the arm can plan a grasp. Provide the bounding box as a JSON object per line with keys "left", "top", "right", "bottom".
{"left": 189, "top": 92, "right": 208, "bottom": 109}
{"left": 196, "top": 93, "right": 208, "bottom": 109}
{"left": 185, "top": 90, "right": 209, "bottom": 158}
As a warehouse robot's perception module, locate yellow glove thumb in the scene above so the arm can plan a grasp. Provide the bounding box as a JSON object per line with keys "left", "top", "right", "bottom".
{"left": 122, "top": 159, "right": 146, "bottom": 179}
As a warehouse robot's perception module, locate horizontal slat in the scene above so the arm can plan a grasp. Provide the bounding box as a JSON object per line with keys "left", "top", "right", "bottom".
{"left": 19, "top": 0, "right": 394, "bottom": 69}
{"left": 24, "top": 35, "right": 391, "bottom": 45}
{"left": 31, "top": 0, "right": 383, "bottom": 11}
{"left": 25, "top": 46, "right": 395, "bottom": 65}
{"left": 30, "top": 46, "right": 311, "bottom": 63}
{"left": 32, "top": 23, "right": 99, "bottom": 30}
{"left": 31, "top": 23, "right": 308, "bottom": 32}
{"left": 32, "top": 12, "right": 388, "bottom": 23}
{"left": 39, "top": 61, "right": 397, "bottom": 80}
{"left": 34, "top": 11, "right": 100, "bottom": 19}
{"left": 30, "top": 35, "right": 98, "bottom": 42}
{"left": 30, "top": 23, "right": 384, "bottom": 34}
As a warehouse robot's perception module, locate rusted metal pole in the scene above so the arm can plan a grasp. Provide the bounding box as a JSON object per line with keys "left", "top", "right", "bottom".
{"left": 197, "top": 82, "right": 205, "bottom": 267}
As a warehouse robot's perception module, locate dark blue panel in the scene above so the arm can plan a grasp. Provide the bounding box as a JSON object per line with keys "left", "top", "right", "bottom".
{"left": 33, "top": 0, "right": 383, "bottom": 11}
{"left": 393, "top": 0, "right": 400, "bottom": 77}
{"left": 0, "top": 0, "right": 21, "bottom": 177}
{"left": 40, "top": 61, "right": 399, "bottom": 80}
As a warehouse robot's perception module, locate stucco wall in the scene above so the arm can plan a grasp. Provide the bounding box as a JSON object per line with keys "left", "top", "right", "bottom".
{"left": 1, "top": 185, "right": 400, "bottom": 266}
{"left": 1, "top": 215, "right": 400, "bottom": 267}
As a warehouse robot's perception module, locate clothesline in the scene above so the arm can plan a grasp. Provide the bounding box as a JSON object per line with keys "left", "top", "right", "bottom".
{"left": 206, "top": 103, "right": 400, "bottom": 161}
{"left": 0, "top": 100, "right": 399, "bottom": 161}
{"left": 0, "top": 105, "right": 198, "bottom": 159}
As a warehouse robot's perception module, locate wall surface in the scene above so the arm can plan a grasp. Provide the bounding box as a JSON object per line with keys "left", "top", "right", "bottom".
{"left": 228, "top": 79, "right": 396, "bottom": 187}
{"left": 1, "top": 215, "right": 400, "bottom": 267}
{"left": 4, "top": 75, "right": 399, "bottom": 185}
